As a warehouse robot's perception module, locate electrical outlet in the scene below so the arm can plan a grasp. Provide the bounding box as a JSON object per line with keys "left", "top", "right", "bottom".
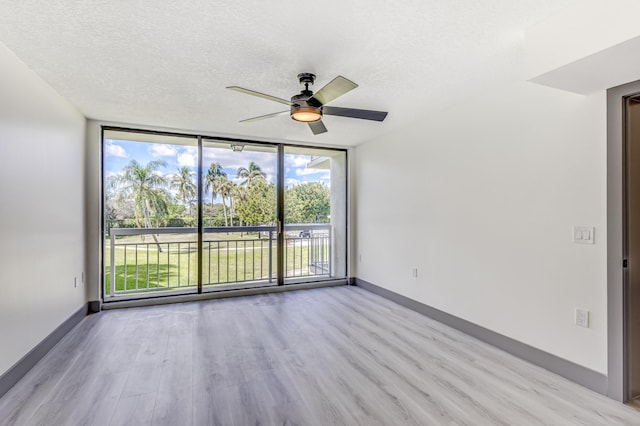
{"left": 575, "top": 308, "right": 589, "bottom": 328}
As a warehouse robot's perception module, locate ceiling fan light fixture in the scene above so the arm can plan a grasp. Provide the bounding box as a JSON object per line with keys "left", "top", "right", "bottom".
{"left": 290, "top": 107, "right": 322, "bottom": 122}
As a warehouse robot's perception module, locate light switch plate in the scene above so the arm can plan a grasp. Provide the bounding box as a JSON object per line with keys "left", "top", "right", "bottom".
{"left": 575, "top": 308, "right": 590, "bottom": 328}
{"left": 573, "top": 226, "right": 594, "bottom": 244}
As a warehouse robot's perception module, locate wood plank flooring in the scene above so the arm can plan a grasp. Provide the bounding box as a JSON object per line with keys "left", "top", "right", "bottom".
{"left": 1, "top": 286, "right": 640, "bottom": 425}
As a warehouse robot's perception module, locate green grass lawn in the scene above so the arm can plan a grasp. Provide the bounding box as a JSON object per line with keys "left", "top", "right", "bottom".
{"left": 104, "top": 233, "right": 328, "bottom": 295}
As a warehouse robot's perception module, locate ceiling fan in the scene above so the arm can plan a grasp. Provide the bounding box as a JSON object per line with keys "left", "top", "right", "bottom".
{"left": 226, "top": 73, "right": 388, "bottom": 135}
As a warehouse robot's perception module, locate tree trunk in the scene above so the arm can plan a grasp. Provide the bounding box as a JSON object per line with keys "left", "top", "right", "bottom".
{"left": 210, "top": 193, "right": 214, "bottom": 226}
{"left": 144, "top": 200, "right": 163, "bottom": 253}
{"left": 222, "top": 196, "right": 229, "bottom": 227}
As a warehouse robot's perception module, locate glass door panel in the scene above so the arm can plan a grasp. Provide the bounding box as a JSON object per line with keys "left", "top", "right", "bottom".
{"left": 201, "top": 139, "right": 278, "bottom": 290}
{"left": 103, "top": 129, "right": 347, "bottom": 302}
{"left": 283, "top": 147, "right": 347, "bottom": 283}
{"left": 103, "top": 130, "right": 199, "bottom": 299}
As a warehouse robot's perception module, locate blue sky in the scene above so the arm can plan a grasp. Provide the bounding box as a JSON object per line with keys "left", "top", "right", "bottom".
{"left": 104, "top": 139, "right": 331, "bottom": 194}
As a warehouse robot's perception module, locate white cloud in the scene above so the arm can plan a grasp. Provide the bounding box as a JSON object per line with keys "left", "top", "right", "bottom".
{"left": 177, "top": 152, "right": 196, "bottom": 167}
{"left": 105, "top": 140, "right": 127, "bottom": 158}
{"left": 285, "top": 178, "right": 302, "bottom": 187}
{"left": 293, "top": 171, "right": 331, "bottom": 183}
{"left": 177, "top": 146, "right": 197, "bottom": 167}
{"left": 148, "top": 144, "right": 177, "bottom": 157}
{"left": 285, "top": 155, "right": 310, "bottom": 168}
{"left": 295, "top": 168, "right": 324, "bottom": 177}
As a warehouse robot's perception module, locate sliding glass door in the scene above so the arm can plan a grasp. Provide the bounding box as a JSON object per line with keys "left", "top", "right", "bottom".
{"left": 102, "top": 128, "right": 346, "bottom": 301}
{"left": 103, "top": 130, "right": 200, "bottom": 298}
{"left": 201, "top": 139, "right": 278, "bottom": 290}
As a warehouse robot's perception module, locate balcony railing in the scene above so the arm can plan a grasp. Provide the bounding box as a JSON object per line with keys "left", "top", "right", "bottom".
{"left": 106, "top": 224, "right": 331, "bottom": 297}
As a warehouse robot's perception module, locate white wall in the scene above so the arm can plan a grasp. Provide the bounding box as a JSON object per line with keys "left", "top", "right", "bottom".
{"left": 0, "top": 42, "right": 86, "bottom": 376}
{"left": 354, "top": 71, "right": 608, "bottom": 372}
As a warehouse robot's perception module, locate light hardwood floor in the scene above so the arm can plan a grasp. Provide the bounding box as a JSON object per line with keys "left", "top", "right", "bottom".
{"left": 1, "top": 286, "right": 640, "bottom": 425}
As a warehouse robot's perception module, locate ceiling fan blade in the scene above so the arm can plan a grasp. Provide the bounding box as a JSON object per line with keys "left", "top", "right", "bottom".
{"left": 226, "top": 86, "right": 293, "bottom": 106}
{"left": 239, "top": 110, "right": 290, "bottom": 123}
{"left": 308, "top": 120, "right": 328, "bottom": 135}
{"left": 307, "top": 76, "right": 358, "bottom": 107}
{"left": 323, "top": 106, "right": 388, "bottom": 122}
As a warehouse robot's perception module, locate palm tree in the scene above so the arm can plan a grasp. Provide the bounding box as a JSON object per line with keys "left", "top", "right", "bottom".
{"left": 227, "top": 181, "right": 239, "bottom": 227}
{"left": 110, "top": 159, "right": 169, "bottom": 250}
{"left": 237, "top": 162, "right": 267, "bottom": 187}
{"left": 215, "top": 176, "right": 234, "bottom": 227}
{"left": 171, "top": 166, "right": 197, "bottom": 218}
{"left": 204, "top": 163, "right": 227, "bottom": 226}
{"left": 231, "top": 184, "right": 248, "bottom": 234}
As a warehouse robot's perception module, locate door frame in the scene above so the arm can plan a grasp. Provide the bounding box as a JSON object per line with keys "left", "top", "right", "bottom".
{"left": 607, "top": 80, "right": 640, "bottom": 402}
{"left": 100, "top": 125, "right": 348, "bottom": 302}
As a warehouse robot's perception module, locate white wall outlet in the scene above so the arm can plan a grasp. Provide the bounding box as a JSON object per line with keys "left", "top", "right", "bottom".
{"left": 575, "top": 308, "right": 590, "bottom": 328}
{"left": 411, "top": 268, "right": 418, "bottom": 278}
{"left": 573, "top": 226, "right": 595, "bottom": 244}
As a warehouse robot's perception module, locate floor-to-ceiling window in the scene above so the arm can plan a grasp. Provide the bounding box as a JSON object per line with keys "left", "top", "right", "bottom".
{"left": 284, "top": 146, "right": 347, "bottom": 283}
{"left": 102, "top": 128, "right": 347, "bottom": 301}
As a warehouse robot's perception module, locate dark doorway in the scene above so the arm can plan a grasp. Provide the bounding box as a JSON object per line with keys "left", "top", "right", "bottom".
{"left": 624, "top": 95, "right": 640, "bottom": 401}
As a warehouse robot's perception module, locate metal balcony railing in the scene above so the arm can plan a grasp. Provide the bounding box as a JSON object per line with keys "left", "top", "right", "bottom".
{"left": 106, "top": 224, "right": 331, "bottom": 297}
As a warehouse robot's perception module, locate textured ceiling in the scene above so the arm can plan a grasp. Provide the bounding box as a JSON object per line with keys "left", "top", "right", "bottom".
{"left": 0, "top": 0, "right": 571, "bottom": 146}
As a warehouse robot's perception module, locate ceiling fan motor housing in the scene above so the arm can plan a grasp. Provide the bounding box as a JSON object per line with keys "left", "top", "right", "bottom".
{"left": 290, "top": 91, "right": 322, "bottom": 122}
